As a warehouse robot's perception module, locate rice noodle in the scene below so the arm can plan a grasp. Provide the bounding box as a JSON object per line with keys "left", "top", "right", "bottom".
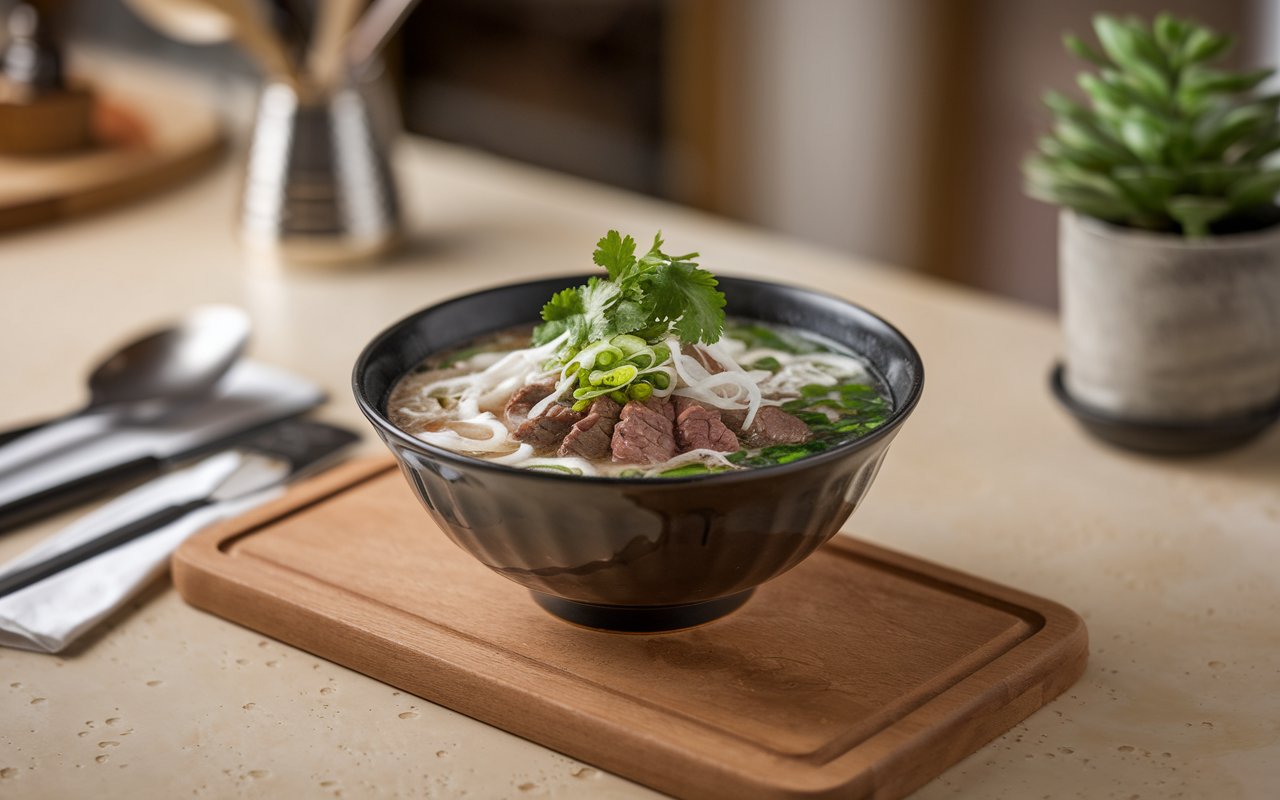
{"left": 669, "top": 338, "right": 763, "bottom": 428}
{"left": 412, "top": 412, "right": 519, "bottom": 454}
{"left": 526, "top": 372, "right": 577, "bottom": 420}
{"left": 643, "top": 448, "right": 737, "bottom": 474}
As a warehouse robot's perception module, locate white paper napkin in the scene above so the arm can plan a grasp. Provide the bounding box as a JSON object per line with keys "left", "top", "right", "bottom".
{"left": 0, "top": 452, "right": 283, "bottom": 654}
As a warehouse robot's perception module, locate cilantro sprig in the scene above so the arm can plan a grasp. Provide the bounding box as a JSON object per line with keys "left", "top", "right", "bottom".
{"left": 532, "top": 231, "right": 726, "bottom": 357}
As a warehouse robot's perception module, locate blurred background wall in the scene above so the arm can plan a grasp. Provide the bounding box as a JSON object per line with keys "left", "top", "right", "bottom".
{"left": 33, "top": 0, "right": 1280, "bottom": 306}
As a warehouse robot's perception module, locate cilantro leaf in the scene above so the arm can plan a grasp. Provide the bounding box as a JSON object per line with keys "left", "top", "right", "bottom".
{"left": 640, "top": 261, "right": 725, "bottom": 344}
{"left": 580, "top": 276, "right": 622, "bottom": 340}
{"left": 531, "top": 229, "right": 727, "bottom": 359}
{"left": 609, "top": 298, "right": 650, "bottom": 335}
{"left": 540, "top": 287, "right": 583, "bottom": 321}
{"left": 531, "top": 319, "right": 567, "bottom": 345}
{"left": 592, "top": 231, "right": 638, "bottom": 282}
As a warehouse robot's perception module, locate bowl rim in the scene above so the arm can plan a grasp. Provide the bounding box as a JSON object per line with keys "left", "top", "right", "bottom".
{"left": 352, "top": 274, "right": 925, "bottom": 485}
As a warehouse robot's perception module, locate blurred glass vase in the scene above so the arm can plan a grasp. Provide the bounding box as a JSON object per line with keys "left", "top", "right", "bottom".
{"left": 239, "top": 80, "right": 400, "bottom": 263}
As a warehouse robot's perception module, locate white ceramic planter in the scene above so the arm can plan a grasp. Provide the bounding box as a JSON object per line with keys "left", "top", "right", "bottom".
{"left": 1059, "top": 211, "right": 1280, "bottom": 422}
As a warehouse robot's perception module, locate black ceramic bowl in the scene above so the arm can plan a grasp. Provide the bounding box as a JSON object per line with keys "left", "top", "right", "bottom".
{"left": 354, "top": 275, "right": 924, "bottom": 632}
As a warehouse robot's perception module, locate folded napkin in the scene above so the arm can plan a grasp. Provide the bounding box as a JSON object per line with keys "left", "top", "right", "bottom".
{"left": 0, "top": 451, "right": 283, "bottom": 653}
{"left": 0, "top": 360, "right": 324, "bottom": 512}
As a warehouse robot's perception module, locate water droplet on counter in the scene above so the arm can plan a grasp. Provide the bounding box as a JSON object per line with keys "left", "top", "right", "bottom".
{"left": 94, "top": 756, "right": 108, "bottom": 765}
{"left": 235, "top": 659, "right": 248, "bottom": 666}
{"left": 1201, "top": 721, "right": 1215, "bottom": 729}
{"left": 98, "top": 742, "right": 120, "bottom": 749}
{"left": 1208, "top": 661, "right": 1225, "bottom": 670}
{"left": 145, "top": 681, "right": 162, "bottom": 687}
{"left": 8, "top": 683, "right": 20, "bottom": 689}
{"left": 266, "top": 661, "right": 278, "bottom": 668}
{"left": 1117, "top": 745, "right": 1135, "bottom": 752}
{"left": 0, "top": 767, "right": 16, "bottom": 779}
{"left": 517, "top": 783, "right": 537, "bottom": 793}
{"left": 320, "top": 780, "right": 336, "bottom": 788}
{"left": 248, "top": 770, "right": 269, "bottom": 779}
{"left": 29, "top": 698, "right": 45, "bottom": 705}
{"left": 435, "top": 751, "right": 448, "bottom": 758}
{"left": 571, "top": 767, "right": 599, "bottom": 780}
{"left": 320, "top": 687, "right": 334, "bottom": 695}
{"left": 242, "top": 703, "right": 256, "bottom": 711}
{"left": 106, "top": 718, "right": 120, "bottom": 726}
{"left": 398, "top": 712, "right": 418, "bottom": 720}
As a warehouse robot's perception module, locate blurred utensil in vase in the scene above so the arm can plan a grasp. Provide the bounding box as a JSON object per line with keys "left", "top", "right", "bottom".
{"left": 345, "top": 0, "right": 421, "bottom": 79}
{"left": 307, "top": 0, "right": 363, "bottom": 91}
{"left": 124, "top": 0, "right": 299, "bottom": 88}
{"left": 0, "top": 305, "right": 250, "bottom": 475}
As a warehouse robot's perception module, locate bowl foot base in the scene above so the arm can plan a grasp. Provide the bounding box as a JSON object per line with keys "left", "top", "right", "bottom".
{"left": 531, "top": 589, "right": 755, "bottom": 633}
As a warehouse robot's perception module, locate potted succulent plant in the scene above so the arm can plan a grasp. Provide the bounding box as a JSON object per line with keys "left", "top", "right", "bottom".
{"left": 1024, "top": 13, "right": 1280, "bottom": 452}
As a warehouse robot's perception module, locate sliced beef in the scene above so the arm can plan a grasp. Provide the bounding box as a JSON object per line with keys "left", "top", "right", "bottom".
{"left": 675, "top": 403, "right": 738, "bottom": 453}
{"left": 611, "top": 400, "right": 677, "bottom": 464}
{"left": 504, "top": 380, "right": 557, "bottom": 428}
{"left": 641, "top": 395, "right": 675, "bottom": 421}
{"left": 514, "top": 403, "right": 584, "bottom": 448}
{"left": 741, "top": 406, "right": 811, "bottom": 447}
{"left": 558, "top": 397, "right": 623, "bottom": 459}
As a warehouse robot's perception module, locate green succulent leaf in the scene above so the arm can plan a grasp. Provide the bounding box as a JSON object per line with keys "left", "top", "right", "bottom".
{"left": 1111, "top": 165, "right": 1179, "bottom": 213}
{"left": 1184, "top": 163, "right": 1252, "bottom": 195}
{"left": 1227, "top": 170, "right": 1280, "bottom": 209}
{"left": 1119, "top": 116, "right": 1168, "bottom": 162}
{"left": 1197, "top": 103, "right": 1275, "bottom": 159}
{"left": 1025, "top": 12, "right": 1280, "bottom": 237}
{"left": 1153, "top": 13, "right": 1190, "bottom": 57}
{"left": 1181, "top": 27, "right": 1234, "bottom": 66}
{"left": 1167, "top": 195, "right": 1232, "bottom": 236}
{"left": 1182, "top": 66, "right": 1273, "bottom": 96}
{"left": 1064, "top": 33, "right": 1111, "bottom": 67}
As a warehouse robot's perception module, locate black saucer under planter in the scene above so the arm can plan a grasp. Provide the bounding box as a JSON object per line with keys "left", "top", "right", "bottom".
{"left": 1051, "top": 364, "right": 1280, "bottom": 455}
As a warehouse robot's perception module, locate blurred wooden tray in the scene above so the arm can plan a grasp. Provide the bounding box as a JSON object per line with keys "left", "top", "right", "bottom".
{"left": 173, "top": 457, "right": 1088, "bottom": 800}
{"left": 0, "top": 74, "right": 224, "bottom": 232}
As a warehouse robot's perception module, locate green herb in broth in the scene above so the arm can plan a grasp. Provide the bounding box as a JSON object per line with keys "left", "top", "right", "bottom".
{"left": 723, "top": 322, "right": 821, "bottom": 355}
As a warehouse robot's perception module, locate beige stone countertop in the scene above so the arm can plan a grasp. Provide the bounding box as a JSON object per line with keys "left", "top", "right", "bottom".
{"left": 2, "top": 129, "right": 1279, "bottom": 799}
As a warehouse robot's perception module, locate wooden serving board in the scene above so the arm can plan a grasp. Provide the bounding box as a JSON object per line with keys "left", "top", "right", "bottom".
{"left": 173, "top": 458, "right": 1088, "bottom": 800}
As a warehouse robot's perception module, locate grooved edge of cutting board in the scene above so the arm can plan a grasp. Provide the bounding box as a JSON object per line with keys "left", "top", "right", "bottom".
{"left": 173, "top": 457, "right": 1088, "bottom": 800}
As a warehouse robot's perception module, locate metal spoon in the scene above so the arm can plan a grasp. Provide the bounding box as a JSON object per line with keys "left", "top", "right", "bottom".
{"left": 0, "top": 306, "right": 251, "bottom": 474}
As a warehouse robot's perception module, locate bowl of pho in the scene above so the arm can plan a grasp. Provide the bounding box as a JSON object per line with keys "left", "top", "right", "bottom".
{"left": 354, "top": 231, "right": 923, "bottom": 632}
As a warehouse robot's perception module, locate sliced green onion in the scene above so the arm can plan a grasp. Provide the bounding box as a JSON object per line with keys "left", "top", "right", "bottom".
{"left": 596, "top": 349, "right": 618, "bottom": 368}
{"left": 651, "top": 345, "right": 671, "bottom": 363}
{"left": 628, "top": 382, "right": 653, "bottom": 401}
{"left": 572, "top": 399, "right": 591, "bottom": 412}
{"left": 611, "top": 334, "right": 647, "bottom": 355}
{"left": 609, "top": 390, "right": 628, "bottom": 404}
{"left": 649, "top": 372, "right": 671, "bottom": 390}
{"left": 598, "top": 364, "right": 638, "bottom": 387}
